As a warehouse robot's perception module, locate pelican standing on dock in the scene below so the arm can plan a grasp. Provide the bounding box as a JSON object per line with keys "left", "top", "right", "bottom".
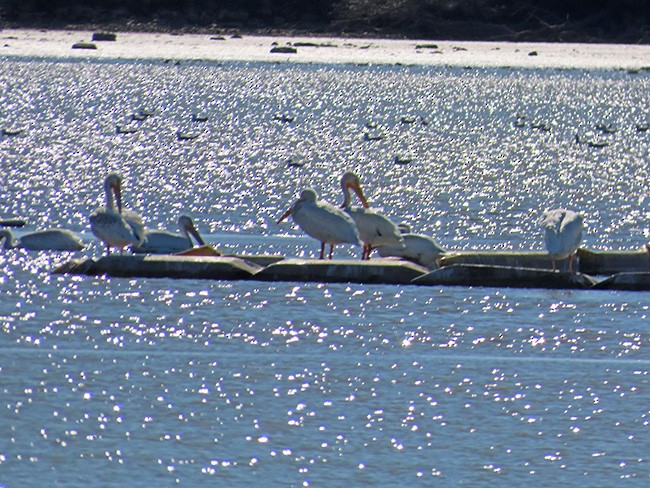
{"left": 539, "top": 208, "right": 584, "bottom": 272}
{"left": 0, "top": 228, "right": 84, "bottom": 251}
{"left": 376, "top": 223, "right": 445, "bottom": 267}
{"left": 132, "top": 215, "right": 206, "bottom": 254}
{"left": 277, "top": 188, "right": 361, "bottom": 259}
{"left": 89, "top": 173, "right": 145, "bottom": 256}
{"left": 339, "top": 171, "right": 403, "bottom": 260}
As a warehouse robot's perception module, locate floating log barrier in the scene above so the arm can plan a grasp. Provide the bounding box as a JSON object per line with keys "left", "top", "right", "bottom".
{"left": 412, "top": 264, "right": 597, "bottom": 290}
{"left": 50, "top": 253, "right": 649, "bottom": 291}
{"left": 576, "top": 248, "right": 650, "bottom": 275}
{"left": 230, "top": 254, "right": 285, "bottom": 267}
{"left": 175, "top": 245, "right": 284, "bottom": 267}
{"left": 253, "top": 258, "right": 429, "bottom": 285}
{"left": 53, "top": 255, "right": 262, "bottom": 280}
{"left": 440, "top": 249, "right": 650, "bottom": 275}
{"left": 0, "top": 218, "right": 26, "bottom": 227}
{"left": 591, "top": 272, "right": 650, "bottom": 291}
{"left": 439, "top": 251, "right": 555, "bottom": 270}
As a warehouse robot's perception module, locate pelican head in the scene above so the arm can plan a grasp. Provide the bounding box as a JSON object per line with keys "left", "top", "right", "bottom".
{"left": 0, "top": 229, "right": 16, "bottom": 249}
{"left": 340, "top": 171, "right": 369, "bottom": 209}
{"left": 104, "top": 173, "right": 123, "bottom": 213}
{"left": 397, "top": 222, "right": 411, "bottom": 234}
{"left": 178, "top": 215, "right": 205, "bottom": 246}
{"left": 277, "top": 188, "right": 319, "bottom": 224}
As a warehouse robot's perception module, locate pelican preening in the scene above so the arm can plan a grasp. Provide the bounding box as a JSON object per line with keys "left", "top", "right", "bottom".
{"left": 0, "top": 228, "right": 84, "bottom": 251}
{"left": 89, "top": 172, "right": 145, "bottom": 256}
{"left": 277, "top": 188, "right": 361, "bottom": 259}
{"left": 376, "top": 223, "right": 445, "bottom": 267}
{"left": 132, "top": 215, "right": 206, "bottom": 254}
{"left": 339, "top": 171, "right": 404, "bottom": 260}
{"left": 539, "top": 208, "right": 584, "bottom": 272}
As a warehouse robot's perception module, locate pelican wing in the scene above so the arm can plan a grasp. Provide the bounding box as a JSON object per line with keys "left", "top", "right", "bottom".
{"left": 90, "top": 207, "right": 141, "bottom": 248}
{"left": 294, "top": 201, "right": 361, "bottom": 246}
{"left": 132, "top": 230, "right": 192, "bottom": 254}
{"left": 541, "top": 209, "right": 583, "bottom": 258}
{"left": 345, "top": 206, "right": 403, "bottom": 247}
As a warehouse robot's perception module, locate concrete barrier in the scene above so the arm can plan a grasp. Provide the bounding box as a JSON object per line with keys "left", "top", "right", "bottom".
{"left": 53, "top": 255, "right": 262, "bottom": 280}
{"left": 253, "top": 258, "right": 429, "bottom": 285}
{"left": 412, "top": 264, "right": 597, "bottom": 289}
{"left": 591, "top": 272, "right": 650, "bottom": 291}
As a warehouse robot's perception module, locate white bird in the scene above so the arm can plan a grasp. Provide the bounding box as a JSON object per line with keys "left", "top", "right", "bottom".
{"left": 131, "top": 215, "right": 206, "bottom": 254}
{"left": 0, "top": 228, "right": 84, "bottom": 251}
{"left": 339, "top": 171, "right": 403, "bottom": 260}
{"left": 278, "top": 188, "right": 361, "bottom": 259}
{"left": 376, "top": 223, "right": 445, "bottom": 267}
{"left": 539, "top": 208, "right": 584, "bottom": 272}
{"left": 89, "top": 173, "right": 145, "bottom": 256}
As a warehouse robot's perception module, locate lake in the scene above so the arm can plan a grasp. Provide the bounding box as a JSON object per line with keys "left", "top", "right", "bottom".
{"left": 0, "top": 54, "right": 648, "bottom": 486}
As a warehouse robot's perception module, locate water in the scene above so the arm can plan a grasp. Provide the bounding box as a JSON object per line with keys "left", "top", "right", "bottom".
{"left": 0, "top": 56, "right": 649, "bottom": 486}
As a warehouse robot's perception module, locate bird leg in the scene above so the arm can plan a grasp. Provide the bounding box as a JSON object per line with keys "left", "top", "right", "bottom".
{"left": 329, "top": 244, "right": 334, "bottom": 260}
{"left": 319, "top": 242, "right": 325, "bottom": 260}
{"left": 362, "top": 244, "right": 374, "bottom": 260}
{"left": 360, "top": 244, "right": 369, "bottom": 260}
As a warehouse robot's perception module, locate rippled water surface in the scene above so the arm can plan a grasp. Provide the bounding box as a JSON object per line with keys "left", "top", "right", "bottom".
{"left": 0, "top": 57, "right": 649, "bottom": 486}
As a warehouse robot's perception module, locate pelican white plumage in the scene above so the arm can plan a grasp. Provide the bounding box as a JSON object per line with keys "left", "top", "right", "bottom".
{"left": 89, "top": 172, "right": 145, "bottom": 256}
{"left": 539, "top": 208, "right": 584, "bottom": 272}
{"left": 0, "top": 228, "right": 84, "bottom": 251}
{"left": 131, "top": 215, "right": 206, "bottom": 254}
{"left": 278, "top": 188, "right": 361, "bottom": 259}
{"left": 339, "top": 171, "right": 403, "bottom": 260}
{"left": 376, "top": 223, "right": 445, "bottom": 267}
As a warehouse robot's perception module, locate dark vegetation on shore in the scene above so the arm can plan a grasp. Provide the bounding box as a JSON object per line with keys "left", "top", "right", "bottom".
{"left": 0, "top": 0, "right": 648, "bottom": 44}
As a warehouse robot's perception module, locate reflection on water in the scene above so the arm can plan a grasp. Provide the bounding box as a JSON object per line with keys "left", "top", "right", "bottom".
{"left": 0, "top": 58, "right": 648, "bottom": 486}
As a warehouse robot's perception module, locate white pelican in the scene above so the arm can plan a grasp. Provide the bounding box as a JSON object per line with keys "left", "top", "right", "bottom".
{"left": 277, "top": 188, "right": 361, "bottom": 259}
{"left": 376, "top": 223, "right": 445, "bottom": 267}
{"left": 339, "top": 171, "right": 403, "bottom": 260}
{"left": 539, "top": 208, "right": 584, "bottom": 272}
{"left": 132, "top": 215, "right": 206, "bottom": 254}
{"left": 89, "top": 173, "right": 145, "bottom": 256}
{"left": 0, "top": 228, "right": 84, "bottom": 251}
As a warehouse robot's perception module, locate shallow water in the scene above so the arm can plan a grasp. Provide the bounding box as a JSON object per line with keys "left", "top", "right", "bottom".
{"left": 0, "top": 57, "right": 649, "bottom": 486}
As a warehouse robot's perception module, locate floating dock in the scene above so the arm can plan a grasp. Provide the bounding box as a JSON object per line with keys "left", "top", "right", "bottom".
{"left": 52, "top": 250, "right": 650, "bottom": 291}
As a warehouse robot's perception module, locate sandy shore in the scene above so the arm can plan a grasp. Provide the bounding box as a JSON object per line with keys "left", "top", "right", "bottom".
{"left": 1, "top": 28, "right": 650, "bottom": 70}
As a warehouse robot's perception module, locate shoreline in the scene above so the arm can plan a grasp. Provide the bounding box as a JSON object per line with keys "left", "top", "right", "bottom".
{"left": 1, "top": 28, "right": 650, "bottom": 71}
